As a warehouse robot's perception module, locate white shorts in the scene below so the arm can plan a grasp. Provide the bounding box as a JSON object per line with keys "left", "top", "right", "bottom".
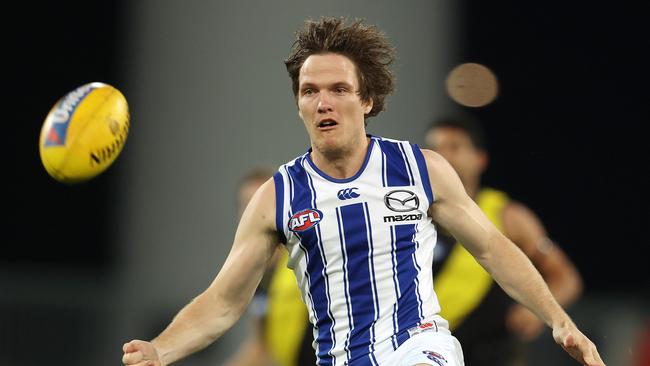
{"left": 383, "top": 329, "right": 465, "bottom": 366}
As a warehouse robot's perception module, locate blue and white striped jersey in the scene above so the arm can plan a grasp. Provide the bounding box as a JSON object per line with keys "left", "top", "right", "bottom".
{"left": 273, "top": 136, "right": 445, "bottom": 366}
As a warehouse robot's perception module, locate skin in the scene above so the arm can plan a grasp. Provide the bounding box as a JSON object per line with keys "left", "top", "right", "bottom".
{"left": 297, "top": 54, "right": 373, "bottom": 179}
{"left": 224, "top": 176, "right": 276, "bottom": 366}
{"left": 426, "top": 126, "right": 583, "bottom": 341}
{"left": 122, "top": 53, "right": 604, "bottom": 366}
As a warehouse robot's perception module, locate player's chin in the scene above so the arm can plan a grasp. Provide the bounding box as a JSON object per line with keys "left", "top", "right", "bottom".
{"left": 315, "top": 138, "right": 344, "bottom": 155}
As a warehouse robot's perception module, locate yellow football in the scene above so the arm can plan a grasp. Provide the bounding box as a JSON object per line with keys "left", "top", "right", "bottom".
{"left": 39, "top": 82, "right": 130, "bottom": 183}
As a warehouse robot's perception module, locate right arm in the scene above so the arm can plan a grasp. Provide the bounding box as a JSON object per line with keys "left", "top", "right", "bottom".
{"left": 122, "top": 178, "right": 280, "bottom": 366}
{"left": 422, "top": 149, "right": 604, "bottom": 365}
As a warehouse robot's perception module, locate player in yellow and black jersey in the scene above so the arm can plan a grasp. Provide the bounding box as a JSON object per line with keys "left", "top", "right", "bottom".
{"left": 425, "top": 114, "right": 584, "bottom": 365}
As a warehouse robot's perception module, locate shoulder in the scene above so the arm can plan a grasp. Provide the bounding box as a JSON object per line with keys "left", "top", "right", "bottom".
{"left": 240, "top": 177, "right": 278, "bottom": 232}
{"left": 274, "top": 152, "right": 311, "bottom": 178}
{"left": 419, "top": 148, "right": 469, "bottom": 206}
{"left": 420, "top": 148, "right": 457, "bottom": 177}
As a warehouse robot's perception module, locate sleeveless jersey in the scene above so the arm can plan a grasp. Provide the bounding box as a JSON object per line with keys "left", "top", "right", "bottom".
{"left": 272, "top": 136, "right": 444, "bottom": 366}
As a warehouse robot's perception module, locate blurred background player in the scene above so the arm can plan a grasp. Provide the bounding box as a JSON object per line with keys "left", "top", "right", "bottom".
{"left": 225, "top": 168, "right": 314, "bottom": 366}
{"left": 425, "top": 113, "right": 584, "bottom": 365}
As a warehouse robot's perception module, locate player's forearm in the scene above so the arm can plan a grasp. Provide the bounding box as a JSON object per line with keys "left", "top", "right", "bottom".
{"left": 151, "top": 290, "right": 248, "bottom": 365}
{"left": 480, "top": 233, "right": 573, "bottom": 329}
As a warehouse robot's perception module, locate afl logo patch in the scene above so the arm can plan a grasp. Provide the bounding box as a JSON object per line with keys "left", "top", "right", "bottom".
{"left": 288, "top": 209, "right": 323, "bottom": 232}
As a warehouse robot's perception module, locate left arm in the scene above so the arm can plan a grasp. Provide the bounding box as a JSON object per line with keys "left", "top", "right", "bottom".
{"left": 422, "top": 149, "right": 604, "bottom": 365}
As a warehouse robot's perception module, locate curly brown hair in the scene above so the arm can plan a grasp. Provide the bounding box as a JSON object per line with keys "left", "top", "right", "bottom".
{"left": 284, "top": 17, "right": 396, "bottom": 119}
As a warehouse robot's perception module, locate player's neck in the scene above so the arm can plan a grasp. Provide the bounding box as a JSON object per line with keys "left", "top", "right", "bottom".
{"left": 311, "top": 136, "right": 370, "bottom": 180}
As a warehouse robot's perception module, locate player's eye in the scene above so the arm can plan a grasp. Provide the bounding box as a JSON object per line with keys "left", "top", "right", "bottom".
{"left": 302, "top": 88, "right": 314, "bottom": 96}
{"left": 334, "top": 87, "right": 348, "bottom": 94}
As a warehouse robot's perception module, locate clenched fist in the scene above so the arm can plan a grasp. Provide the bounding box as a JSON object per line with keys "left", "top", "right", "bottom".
{"left": 122, "top": 340, "right": 162, "bottom": 366}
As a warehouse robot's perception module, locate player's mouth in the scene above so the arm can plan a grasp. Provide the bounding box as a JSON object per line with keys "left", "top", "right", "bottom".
{"left": 317, "top": 118, "right": 338, "bottom": 130}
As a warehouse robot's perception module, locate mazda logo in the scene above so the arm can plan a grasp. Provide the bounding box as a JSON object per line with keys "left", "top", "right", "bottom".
{"left": 384, "top": 190, "right": 419, "bottom": 212}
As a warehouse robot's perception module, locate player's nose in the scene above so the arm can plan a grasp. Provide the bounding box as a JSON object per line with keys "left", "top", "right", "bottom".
{"left": 317, "top": 94, "right": 334, "bottom": 113}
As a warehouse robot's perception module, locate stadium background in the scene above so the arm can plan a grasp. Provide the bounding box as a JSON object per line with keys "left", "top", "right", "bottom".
{"left": 3, "top": 1, "right": 648, "bottom": 365}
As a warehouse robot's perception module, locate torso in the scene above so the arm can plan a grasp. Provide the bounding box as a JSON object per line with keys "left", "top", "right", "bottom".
{"left": 273, "top": 136, "right": 444, "bottom": 366}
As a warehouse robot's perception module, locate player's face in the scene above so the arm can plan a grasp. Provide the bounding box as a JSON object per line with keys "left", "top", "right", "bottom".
{"left": 297, "top": 53, "right": 373, "bottom": 156}
{"left": 426, "top": 127, "right": 486, "bottom": 186}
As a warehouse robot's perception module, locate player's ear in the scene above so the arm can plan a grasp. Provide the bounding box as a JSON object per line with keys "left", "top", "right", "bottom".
{"left": 363, "top": 98, "right": 373, "bottom": 115}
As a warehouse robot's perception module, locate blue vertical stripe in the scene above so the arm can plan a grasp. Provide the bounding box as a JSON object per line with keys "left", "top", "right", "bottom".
{"left": 378, "top": 140, "right": 411, "bottom": 187}
{"left": 393, "top": 224, "right": 422, "bottom": 347}
{"left": 284, "top": 164, "right": 295, "bottom": 216}
{"left": 411, "top": 144, "right": 434, "bottom": 206}
{"left": 304, "top": 159, "right": 338, "bottom": 365}
{"left": 272, "top": 172, "right": 286, "bottom": 244}
{"left": 286, "top": 158, "right": 335, "bottom": 366}
{"left": 284, "top": 164, "right": 321, "bottom": 364}
{"left": 339, "top": 203, "right": 377, "bottom": 365}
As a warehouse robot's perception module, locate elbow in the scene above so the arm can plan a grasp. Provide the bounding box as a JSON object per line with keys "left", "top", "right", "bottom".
{"left": 195, "top": 290, "right": 250, "bottom": 344}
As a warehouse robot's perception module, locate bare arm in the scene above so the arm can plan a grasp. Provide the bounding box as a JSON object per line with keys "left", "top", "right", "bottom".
{"left": 223, "top": 248, "right": 287, "bottom": 366}
{"left": 422, "top": 149, "right": 604, "bottom": 365}
{"left": 122, "top": 178, "right": 279, "bottom": 366}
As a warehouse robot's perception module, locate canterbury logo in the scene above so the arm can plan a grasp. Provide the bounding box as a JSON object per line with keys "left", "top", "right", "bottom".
{"left": 384, "top": 190, "right": 419, "bottom": 212}
{"left": 337, "top": 187, "right": 360, "bottom": 200}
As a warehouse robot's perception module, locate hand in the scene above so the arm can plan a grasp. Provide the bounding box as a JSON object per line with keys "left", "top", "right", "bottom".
{"left": 122, "top": 340, "right": 163, "bottom": 366}
{"left": 552, "top": 324, "right": 605, "bottom": 366}
{"left": 505, "top": 304, "right": 545, "bottom": 341}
